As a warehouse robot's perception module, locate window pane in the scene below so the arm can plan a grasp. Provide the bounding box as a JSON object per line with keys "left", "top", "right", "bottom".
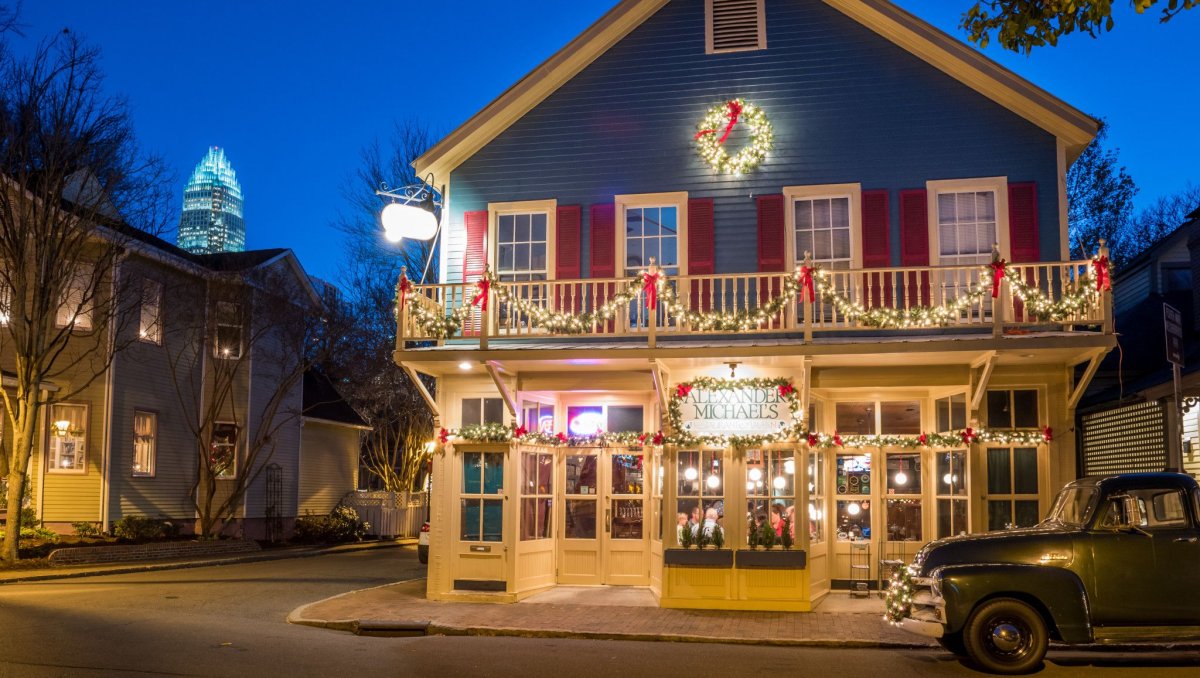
{"left": 836, "top": 454, "right": 871, "bottom": 495}
{"left": 1013, "top": 447, "right": 1038, "bottom": 494}
{"left": 483, "top": 398, "right": 504, "bottom": 425}
{"left": 835, "top": 402, "right": 875, "bottom": 435}
{"left": 986, "top": 391, "right": 1010, "bottom": 428}
{"left": 133, "top": 411, "right": 156, "bottom": 476}
{"left": 498, "top": 244, "right": 515, "bottom": 271}
{"left": 531, "top": 213, "right": 547, "bottom": 241}
{"left": 887, "top": 499, "right": 922, "bottom": 541}
{"left": 830, "top": 197, "right": 849, "bottom": 228}
{"left": 482, "top": 499, "right": 504, "bottom": 541}
{"left": 837, "top": 500, "right": 871, "bottom": 540}
{"left": 461, "top": 500, "right": 481, "bottom": 541}
{"left": 887, "top": 454, "right": 921, "bottom": 494}
{"left": 607, "top": 405, "right": 643, "bottom": 433}
{"left": 795, "top": 200, "right": 812, "bottom": 231}
{"left": 812, "top": 199, "right": 831, "bottom": 230}
{"left": 531, "top": 244, "right": 547, "bottom": 272}
{"left": 626, "top": 239, "right": 643, "bottom": 270}
{"left": 937, "top": 451, "right": 967, "bottom": 496}
{"left": 1012, "top": 390, "right": 1039, "bottom": 428}
{"left": 660, "top": 236, "right": 677, "bottom": 268}
{"left": 462, "top": 453, "right": 482, "bottom": 494}
{"left": 987, "top": 448, "right": 1011, "bottom": 495}
{"left": 567, "top": 405, "right": 604, "bottom": 436}
{"left": 796, "top": 230, "right": 814, "bottom": 260}
{"left": 1014, "top": 500, "right": 1040, "bottom": 528}
{"left": 565, "top": 454, "right": 597, "bottom": 495}
{"left": 515, "top": 213, "right": 530, "bottom": 242}
{"left": 538, "top": 404, "right": 554, "bottom": 433}
{"left": 611, "top": 454, "right": 643, "bottom": 494}
{"left": 521, "top": 498, "right": 538, "bottom": 540}
{"left": 831, "top": 226, "right": 850, "bottom": 260}
{"left": 626, "top": 208, "right": 643, "bottom": 237}
{"left": 701, "top": 450, "right": 723, "bottom": 498}
{"left": 537, "top": 453, "right": 552, "bottom": 495}
{"left": 482, "top": 453, "right": 504, "bottom": 494}
{"left": 938, "top": 498, "right": 968, "bottom": 539}
{"left": 950, "top": 394, "right": 966, "bottom": 430}
{"left": 678, "top": 450, "right": 700, "bottom": 497}
{"left": 612, "top": 499, "right": 643, "bottom": 539}
{"left": 498, "top": 215, "right": 514, "bottom": 242}
{"left": 661, "top": 206, "right": 677, "bottom": 234}
{"left": 461, "top": 399, "right": 482, "bottom": 427}
{"left": 988, "top": 500, "right": 1013, "bottom": 531}
{"left": 642, "top": 208, "right": 660, "bottom": 237}
{"left": 565, "top": 499, "right": 597, "bottom": 539}
{"left": 881, "top": 401, "right": 921, "bottom": 434}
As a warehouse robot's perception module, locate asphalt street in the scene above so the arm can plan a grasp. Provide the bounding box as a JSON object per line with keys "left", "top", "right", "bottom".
{"left": 1, "top": 548, "right": 1197, "bottom": 677}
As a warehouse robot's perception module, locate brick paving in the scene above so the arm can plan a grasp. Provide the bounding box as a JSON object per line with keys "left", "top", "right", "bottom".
{"left": 290, "top": 579, "right": 937, "bottom": 648}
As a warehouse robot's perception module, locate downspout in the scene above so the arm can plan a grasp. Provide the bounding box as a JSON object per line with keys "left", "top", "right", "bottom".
{"left": 99, "top": 255, "right": 122, "bottom": 529}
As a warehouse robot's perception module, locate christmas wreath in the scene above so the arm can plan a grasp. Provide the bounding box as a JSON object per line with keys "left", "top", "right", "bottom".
{"left": 694, "top": 98, "right": 773, "bottom": 175}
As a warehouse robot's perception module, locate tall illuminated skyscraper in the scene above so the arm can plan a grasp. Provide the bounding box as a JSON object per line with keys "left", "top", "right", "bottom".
{"left": 177, "top": 147, "right": 246, "bottom": 254}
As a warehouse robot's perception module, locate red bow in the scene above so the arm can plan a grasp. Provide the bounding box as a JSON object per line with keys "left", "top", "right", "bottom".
{"left": 643, "top": 271, "right": 661, "bottom": 310}
{"left": 513, "top": 424, "right": 528, "bottom": 438}
{"left": 989, "top": 259, "right": 1007, "bottom": 299}
{"left": 398, "top": 274, "right": 413, "bottom": 309}
{"left": 675, "top": 383, "right": 693, "bottom": 399}
{"left": 918, "top": 433, "right": 928, "bottom": 446}
{"left": 1093, "top": 256, "right": 1111, "bottom": 291}
{"left": 832, "top": 433, "right": 844, "bottom": 447}
{"left": 556, "top": 432, "right": 568, "bottom": 444}
{"left": 693, "top": 99, "right": 744, "bottom": 144}
{"left": 1042, "top": 426, "right": 1053, "bottom": 442}
{"left": 807, "top": 433, "right": 820, "bottom": 447}
{"left": 637, "top": 433, "right": 648, "bottom": 445}
{"left": 471, "top": 277, "right": 491, "bottom": 311}
{"left": 778, "top": 383, "right": 795, "bottom": 398}
{"left": 961, "top": 427, "right": 978, "bottom": 445}
{"left": 652, "top": 431, "right": 665, "bottom": 446}
{"left": 797, "top": 266, "right": 815, "bottom": 303}
{"left": 438, "top": 427, "right": 449, "bottom": 444}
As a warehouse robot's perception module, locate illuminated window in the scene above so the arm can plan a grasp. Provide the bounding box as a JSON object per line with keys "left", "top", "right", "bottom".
{"left": 139, "top": 279, "right": 162, "bottom": 344}
{"left": 624, "top": 206, "right": 679, "bottom": 276}
{"left": 461, "top": 397, "right": 504, "bottom": 427}
{"left": 496, "top": 212, "right": 548, "bottom": 282}
{"left": 48, "top": 404, "right": 87, "bottom": 473}
{"left": 56, "top": 263, "right": 95, "bottom": 330}
{"left": 937, "top": 191, "right": 997, "bottom": 266}
{"left": 794, "top": 196, "right": 851, "bottom": 269}
{"left": 520, "top": 451, "right": 553, "bottom": 541}
{"left": 132, "top": 411, "right": 157, "bottom": 477}
{"left": 214, "top": 302, "right": 242, "bottom": 359}
{"left": 210, "top": 422, "right": 238, "bottom": 478}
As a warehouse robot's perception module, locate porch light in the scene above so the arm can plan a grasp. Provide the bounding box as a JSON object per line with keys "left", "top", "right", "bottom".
{"left": 458, "top": 361, "right": 472, "bottom": 371}
{"left": 684, "top": 466, "right": 698, "bottom": 482}
{"left": 706, "top": 474, "right": 721, "bottom": 490}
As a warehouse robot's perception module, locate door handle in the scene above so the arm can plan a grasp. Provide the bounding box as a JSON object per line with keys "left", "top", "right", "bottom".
{"left": 605, "top": 507, "right": 611, "bottom": 534}
{"left": 1173, "top": 537, "right": 1198, "bottom": 543}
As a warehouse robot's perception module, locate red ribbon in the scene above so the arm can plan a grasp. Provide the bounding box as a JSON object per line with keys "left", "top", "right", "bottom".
{"left": 989, "top": 259, "right": 1007, "bottom": 299}
{"left": 807, "top": 433, "right": 820, "bottom": 447}
{"left": 918, "top": 433, "right": 928, "bottom": 447}
{"left": 398, "top": 274, "right": 413, "bottom": 309}
{"left": 556, "top": 432, "right": 568, "bottom": 444}
{"left": 1043, "top": 426, "right": 1053, "bottom": 443}
{"left": 778, "top": 383, "right": 795, "bottom": 398}
{"left": 643, "top": 271, "right": 661, "bottom": 310}
{"left": 513, "top": 425, "right": 528, "bottom": 438}
{"left": 438, "top": 428, "right": 449, "bottom": 444}
{"left": 797, "top": 266, "right": 815, "bottom": 303}
{"left": 652, "top": 431, "right": 665, "bottom": 446}
{"left": 471, "top": 278, "right": 491, "bottom": 311}
{"left": 637, "top": 433, "right": 648, "bottom": 445}
{"left": 1093, "top": 256, "right": 1111, "bottom": 291}
{"left": 693, "top": 99, "right": 744, "bottom": 144}
{"left": 675, "top": 383, "right": 693, "bottom": 399}
{"left": 961, "top": 427, "right": 977, "bottom": 445}
{"left": 832, "top": 433, "right": 844, "bottom": 447}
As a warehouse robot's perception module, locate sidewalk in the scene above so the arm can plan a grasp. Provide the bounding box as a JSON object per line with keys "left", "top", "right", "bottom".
{"left": 0, "top": 539, "right": 414, "bottom": 584}
{"left": 288, "top": 580, "right": 937, "bottom": 648}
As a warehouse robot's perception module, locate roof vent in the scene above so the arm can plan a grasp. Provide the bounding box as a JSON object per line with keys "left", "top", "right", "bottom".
{"left": 706, "top": 0, "right": 766, "bottom": 54}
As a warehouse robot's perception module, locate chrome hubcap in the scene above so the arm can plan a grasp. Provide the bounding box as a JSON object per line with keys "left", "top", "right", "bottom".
{"left": 985, "top": 617, "right": 1033, "bottom": 661}
{"left": 991, "top": 623, "right": 1023, "bottom": 653}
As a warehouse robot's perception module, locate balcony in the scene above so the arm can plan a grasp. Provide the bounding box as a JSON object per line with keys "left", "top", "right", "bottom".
{"left": 396, "top": 254, "right": 1112, "bottom": 354}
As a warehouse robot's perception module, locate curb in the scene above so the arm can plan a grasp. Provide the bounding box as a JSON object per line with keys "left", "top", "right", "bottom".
{"left": 0, "top": 539, "right": 413, "bottom": 585}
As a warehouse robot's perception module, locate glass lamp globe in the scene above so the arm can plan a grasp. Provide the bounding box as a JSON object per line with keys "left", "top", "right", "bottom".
{"left": 894, "top": 471, "right": 908, "bottom": 486}
{"left": 773, "top": 475, "right": 786, "bottom": 490}
{"left": 381, "top": 202, "right": 438, "bottom": 241}
{"left": 684, "top": 467, "right": 698, "bottom": 482}
{"left": 847, "top": 502, "right": 861, "bottom": 516}
{"left": 706, "top": 474, "right": 721, "bottom": 490}
{"left": 748, "top": 467, "right": 762, "bottom": 482}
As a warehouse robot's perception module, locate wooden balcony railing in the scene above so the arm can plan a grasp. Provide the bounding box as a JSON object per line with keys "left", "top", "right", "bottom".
{"left": 396, "top": 250, "right": 1113, "bottom": 351}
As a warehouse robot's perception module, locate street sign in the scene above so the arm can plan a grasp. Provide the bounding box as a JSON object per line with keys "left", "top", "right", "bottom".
{"left": 1164, "top": 303, "right": 1184, "bottom": 367}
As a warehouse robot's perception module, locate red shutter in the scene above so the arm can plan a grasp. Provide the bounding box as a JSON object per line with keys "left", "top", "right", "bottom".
{"left": 462, "top": 210, "right": 489, "bottom": 336}
{"left": 757, "top": 194, "right": 786, "bottom": 272}
{"left": 688, "top": 198, "right": 715, "bottom": 312}
{"left": 861, "top": 189, "right": 892, "bottom": 307}
{"left": 899, "top": 190, "right": 930, "bottom": 305}
{"left": 589, "top": 203, "right": 616, "bottom": 332}
{"left": 556, "top": 205, "right": 582, "bottom": 278}
{"left": 757, "top": 195, "right": 786, "bottom": 327}
{"left": 1008, "top": 182, "right": 1040, "bottom": 321}
{"left": 1008, "top": 182, "right": 1040, "bottom": 263}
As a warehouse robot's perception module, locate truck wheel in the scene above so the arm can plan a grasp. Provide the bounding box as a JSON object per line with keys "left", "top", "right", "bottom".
{"left": 937, "top": 631, "right": 967, "bottom": 657}
{"left": 963, "top": 598, "right": 1048, "bottom": 675}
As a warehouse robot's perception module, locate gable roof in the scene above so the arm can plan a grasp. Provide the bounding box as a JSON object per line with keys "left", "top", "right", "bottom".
{"left": 303, "top": 369, "right": 369, "bottom": 429}
{"left": 414, "top": 0, "right": 1098, "bottom": 180}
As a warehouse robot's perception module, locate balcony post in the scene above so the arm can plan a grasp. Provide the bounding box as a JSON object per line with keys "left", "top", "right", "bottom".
{"left": 395, "top": 267, "right": 408, "bottom": 355}
{"left": 480, "top": 265, "right": 491, "bottom": 351}
{"left": 1099, "top": 239, "right": 1113, "bottom": 334}
{"left": 647, "top": 258, "right": 658, "bottom": 349}
{"left": 991, "top": 243, "right": 1005, "bottom": 338}
{"left": 802, "top": 251, "right": 813, "bottom": 343}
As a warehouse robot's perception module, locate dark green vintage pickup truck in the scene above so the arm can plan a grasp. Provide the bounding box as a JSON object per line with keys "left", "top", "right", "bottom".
{"left": 892, "top": 473, "right": 1200, "bottom": 674}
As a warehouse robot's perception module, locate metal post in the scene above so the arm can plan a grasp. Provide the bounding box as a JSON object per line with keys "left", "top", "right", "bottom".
{"left": 1171, "top": 363, "right": 1185, "bottom": 472}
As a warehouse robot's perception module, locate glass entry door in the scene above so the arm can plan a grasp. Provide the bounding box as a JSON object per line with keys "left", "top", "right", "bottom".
{"left": 557, "top": 449, "right": 649, "bottom": 585}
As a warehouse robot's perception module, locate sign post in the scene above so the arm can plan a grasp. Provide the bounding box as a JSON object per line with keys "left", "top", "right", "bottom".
{"left": 1164, "top": 303, "right": 1184, "bottom": 472}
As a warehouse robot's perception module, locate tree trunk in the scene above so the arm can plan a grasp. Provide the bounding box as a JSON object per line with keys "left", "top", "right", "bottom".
{"left": 2, "top": 401, "right": 40, "bottom": 566}
{"left": 2, "top": 471, "right": 23, "bottom": 565}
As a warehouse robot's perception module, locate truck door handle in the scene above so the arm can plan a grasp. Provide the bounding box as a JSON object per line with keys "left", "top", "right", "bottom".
{"left": 1173, "top": 537, "right": 1198, "bottom": 543}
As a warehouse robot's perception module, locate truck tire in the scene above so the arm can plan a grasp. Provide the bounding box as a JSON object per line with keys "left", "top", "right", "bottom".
{"left": 937, "top": 631, "right": 967, "bottom": 656}
{"left": 963, "top": 598, "right": 1048, "bottom": 675}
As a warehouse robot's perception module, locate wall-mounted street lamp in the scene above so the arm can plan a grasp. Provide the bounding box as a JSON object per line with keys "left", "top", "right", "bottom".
{"left": 377, "top": 174, "right": 444, "bottom": 283}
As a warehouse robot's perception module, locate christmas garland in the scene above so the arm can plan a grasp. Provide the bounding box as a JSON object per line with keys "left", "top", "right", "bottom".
{"left": 694, "top": 98, "right": 773, "bottom": 175}
{"left": 399, "top": 258, "right": 1110, "bottom": 338}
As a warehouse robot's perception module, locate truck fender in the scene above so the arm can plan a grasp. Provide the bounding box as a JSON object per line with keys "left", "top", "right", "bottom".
{"left": 936, "top": 563, "right": 1091, "bottom": 643}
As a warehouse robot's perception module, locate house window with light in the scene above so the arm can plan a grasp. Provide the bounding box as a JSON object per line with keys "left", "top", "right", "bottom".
{"left": 48, "top": 403, "right": 88, "bottom": 473}
{"left": 497, "top": 213, "right": 548, "bottom": 282}
{"left": 132, "top": 410, "right": 156, "bottom": 477}
{"left": 937, "top": 191, "right": 998, "bottom": 266}
{"left": 139, "top": 279, "right": 162, "bottom": 344}
{"left": 624, "top": 206, "right": 679, "bottom": 276}
{"left": 55, "top": 264, "right": 94, "bottom": 330}
{"left": 210, "top": 422, "right": 238, "bottom": 478}
{"left": 794, "top": 196, "right": 852, "bottom": 269}
{"left": 214, "top": 302, "right": 242, "bottom": 359}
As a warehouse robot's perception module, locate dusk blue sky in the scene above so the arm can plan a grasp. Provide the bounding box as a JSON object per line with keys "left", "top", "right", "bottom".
{"left": 13, "top": 1, "right": 1199, "bottom": 283}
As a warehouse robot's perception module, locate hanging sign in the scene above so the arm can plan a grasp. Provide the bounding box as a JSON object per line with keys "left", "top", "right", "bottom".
{"left": 677, "top": 382, "right": 793, "bottom": 436}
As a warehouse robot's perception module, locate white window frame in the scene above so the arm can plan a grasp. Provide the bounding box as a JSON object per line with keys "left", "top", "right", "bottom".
{"left": 132, "top": 410, "right": 157, "bottom": 477}
{"left": 457, "top": 395, "right": 508, "bottom": 428}
{"left": 926, "top": 177, "right": 1010, "bottom": 266}
{"left": 488, "top": 199, "right": 556, "bottom": 281}
{"left": 47, "top": 403, "right": 89, "bottom": 474}
{"left": 784, "top": 183, "right": 862, "bottom": 270}
{"left": 210, "top": 421, "right": 239, "bottom": 479}
{"left": 139, "top": 279, "right": 163, "bottom": 345}
{"left": 616, "top": 192, "right": 689, "bottom": 277}
{"left": 705, "top": 0, "right": 767, "bottom": 54}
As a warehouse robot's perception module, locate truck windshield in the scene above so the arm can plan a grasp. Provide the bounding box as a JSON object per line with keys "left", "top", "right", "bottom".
{"left": 1046, "top": 486, "right": 1098, "bottom": 527}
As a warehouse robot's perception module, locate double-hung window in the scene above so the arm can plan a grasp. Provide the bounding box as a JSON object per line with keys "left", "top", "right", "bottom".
{"left": 139, "top": 279, "right": 163, "bottom": 344}
{"left": 461, "top": 397, "right": 504, "bottom": 428}
{"left": 215, "top": 302, "right": 242, "bottom": 359}
{"left": 496, "top": 212, "right": 548, "bottom": 283}
{"left": 795, "top": 197, "right": 851, "bottom": 269}
{"left": 133, "top": 410, "right": 157, "bottom": 477}
{"left": 624, "top": 206, "right": 679, "bottom": 276}
{"left": 210, "top": 422, "right": 238, "bottom": 478}
{"left": 56, "top": 263, "right": 95, "bottom": 330}
{"left": 937, "top": 190, "right": 997, "bottom": 265}
{"left": 49, "top": 404, "right": 88, "bottom": 473}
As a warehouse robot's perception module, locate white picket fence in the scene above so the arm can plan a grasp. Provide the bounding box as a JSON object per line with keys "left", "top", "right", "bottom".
{"left": 341, "top": 491, "right": 427, "bottom": 539}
